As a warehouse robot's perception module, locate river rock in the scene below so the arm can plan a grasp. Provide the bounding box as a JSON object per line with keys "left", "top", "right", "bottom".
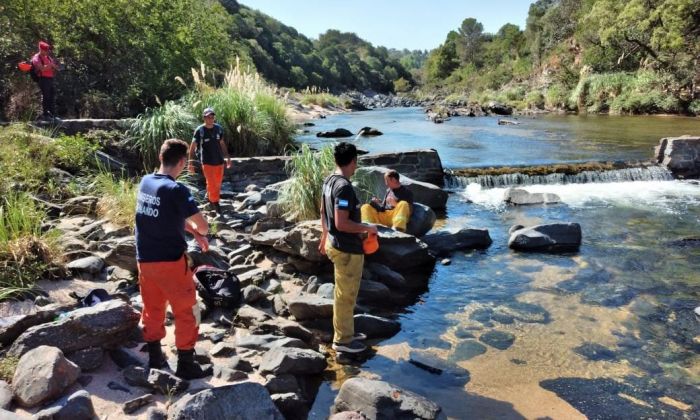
{"left": 259, "top": 347, "right": 327, "bottom": 375}
{"left": 486, "top": 101, "right": 513, "bottom": 115}
{"left": 8, "top": 300, "right": 140, "bottom": 357}
{"left": 66, "top": 255, "right": 105, "bottom": 275}
{"left": 242, "top": 285, "right": 269, "bottom": 304}
{"left": 573, "top": 342, "right": 617, "bottom": 361}
{"left": 451, "top": 340, "right": 487, "bottom": 361}
{"left": 655, "top": 135, "right": 700, "bottom": 178}
{"left": 168, "top": 383, "right": 284, "bottom": 420}
{"left": 504, "top": 188, "right": 561, "bottom": 205}
{"left": 123, "top": 393, "right": 154, "bottom": 414}
{"left": 264, "top": 374, "right": 300, "bottom": 394}
{"left": 406, "top": 203, "right": 437, "bottom": 237}
{"left": 34, "top": 389, "right": 96, "bottom": 420}
{"left": 330, "top": 411, "right": 369, "bottom": 420}
{"left": 62, "top": 196, "right": 98, "bottom": 216}
{"left": 67, "top": 347, "right": 104, "bottom": 371}
{"left": 354, "top": 314, "right": 400, "bottom": 339}
{"left": 316, "top": 283, "right": 335, "bottom": 299}
{"left": 370, "top": 227, "right": 435, "bottom": 270}
{"left": 258, "top": 318, "right": 314, "bottom": 343}
{"left": 273, "top": 220, "right": 326, "bottom": 262}
{"left": 123, "top": 366, "right": 150, "bottom": 388}
{"left": 0, "top": 303, "right": 73, "bottom": 346}
{"left": 12, "top": 346, "right": 81, "bottom": 408}
{"left": 422, "top": 228, "right": 492, "bottom": 256}
{"left": 366, "top": 262, "right": 407, "bottom": 289}
{"left": 508, "top": 223, "right": 582, "bottom": 252}
{"left": 357, "top": 127, "right": 383, "bottom": 136}
{"left": 317, "top": 128, "right": 353, "bottom": 138}
{"left": 333, "top": 377, "right": 442, "bottom": 419}
{"left": 288, "top": 294, "right": 334, "bottom": 320}
{"left": 271, "top": 392, "right": 307, "bottom": 419}
{"left": 358, "top": 279, "right": 391, "bottom": 303}
{"left": 251, "top": 229, "right": 287, "bottom": 246}
{"left": 0, "top": 381, "right": 12, "bottom": 410}
{"left": 213, "top": 365, "right": 247, "bottom": 382}
{"left": 147, "top": 369, "right": 189, "bottom": 395}
{"left": 479, "top": 330, "right": 515, "bottom": 350}
{"left": 251, "top": 218, "right": 286, "bottom": 235}
{"left": 235, "top": 305, "right": 272, "bottom": 327}
{"left": 103, "top": 236, "right": 137, "bottom": 273}
{"left": 358, "top": 166, "right": 448, "bottom": 210}
{"left": 235, "top": 334, "right": 307, "bottom": 351}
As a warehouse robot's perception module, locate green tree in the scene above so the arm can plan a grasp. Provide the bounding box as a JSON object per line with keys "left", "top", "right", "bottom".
{"left": 456, "top": 18, "right": 484, "bottom": 65}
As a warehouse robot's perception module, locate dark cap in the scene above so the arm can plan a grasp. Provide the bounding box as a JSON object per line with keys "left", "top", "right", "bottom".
{"left": 202, "top": 107, "right": 215, "bottom": 117}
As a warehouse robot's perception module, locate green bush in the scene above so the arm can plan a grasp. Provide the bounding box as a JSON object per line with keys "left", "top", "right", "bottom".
{"left": 300, "top": 91, "right": 343, "bottom": 108}
{"left": 0, "top": 125, "right": 55, "bottom": 196}
{"left": 525, "top": 91, "right": 545, "bottom": 109}
{"left": 278, "top": 144, "right": 335, "bottom": 222}
{"left": 689, "top": 100, "right": 700, "bottom": 116}
{"left": 53, "top": 134, "right": 100, "bottom": 174}
{"left": 545, "top": 84, "right": 570, "bottom": 109}
{"left": 393, "top": 77, "right": 411, "bottom": 93}
{"left": 93, "top": 171, "right": 137, "bottom": 229}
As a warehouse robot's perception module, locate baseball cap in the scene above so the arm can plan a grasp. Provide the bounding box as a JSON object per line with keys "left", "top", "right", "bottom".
{"left": 39, "top": 41, "right": 50, "bottom": 51}
{"left": 202, "top": 107, "right": 215, "bottom": 117}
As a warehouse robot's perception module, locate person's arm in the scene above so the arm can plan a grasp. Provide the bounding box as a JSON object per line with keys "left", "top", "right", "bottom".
{"left": 335, "top": 208, "right": 377, "bottom": 235}
{"left": 185, "top": 212, "right": 209, "bottom": 251}
{"left": 318, "top": 202, "right": 328, "bottom": 255}
{"left": 219, "top": 138, "right": 231, "bottom": 168}
{"left": 188, "top": 141, "right": 198, "bottom": 173}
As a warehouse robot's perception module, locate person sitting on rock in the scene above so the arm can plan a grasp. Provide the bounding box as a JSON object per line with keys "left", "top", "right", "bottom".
{"left": 361, "top": 170, "right": 414, "bottom": 232}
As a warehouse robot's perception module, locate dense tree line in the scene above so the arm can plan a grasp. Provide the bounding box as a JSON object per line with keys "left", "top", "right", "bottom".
{"left": 423, "top": 0, "right": 700, "bottom": 114}
{"left": 0, "top": 0, "right": 415, "bottom": 119}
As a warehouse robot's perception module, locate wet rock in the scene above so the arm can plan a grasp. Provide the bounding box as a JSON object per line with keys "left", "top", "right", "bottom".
{"left": 354, "top": 314, "right": 401, "bottom": 339}
{"left": 408, "top": 350, "right": 470, "bottom": 386}
{"left": 357, "top": 127, "right": 383, "bottom": 136}
{"left": 259, "top": 347, "right": 327, "bottom": 375}
{"left": 450, "top": 340, "right": 487, "bottom": 362}
{"left": 454, "top": 327, "right": 476, "bottom": 339}
{"left": 123, "top": 393, "right": 154, "bottom": 414}
{"left": 405, "top": 203, "right": 437, "bottom": 237}
{"left": 235, "top": 305, "right": 272, "bottom": 327}
{"left": 573, "top": 342, "right": 617, "bottom": 361}
{"left": 67, "top": 347, "right": 104, "bottom": 371}
{"left": 422, "top": 228, "right": 492, "bottom": 257}
{"left": 264, "top": 374, "right": 300, "bottom": 394}
{"left": 168, "top": 383, "right": 284, "bottom": 419}
{"left": 147, "top": 369, "right": 189, "bottom": 395}
{"left": 504, "top": 188, "right": 560, "bottom": 205}
{"left": 12, "top": 346, "right": 81, "bottom": 408}
{"left": 9, "top": 300, "right": 140, "bottom": 357}
{"left": 370, "top": 227, "right": 435, "bottom": 270}
{"left": 0, "top": 380, "right": 12, "bottom": 410}
{"left": 366, "top": 262, "right": 407, "bottom": 289}
{"left": 358, "top": 279, "right": 391, "bottom": 303}
{"left": 316, "top": 283, "right": 335, "bottom": 299}
{"left": 288, "top": 295, "right": 334, "bottom": 320}
{"left": 479, "top": 330, "right": 515, "bottom": 350}
{"left": 486, "top": 101, "right": 513, "bottom": 115}
{"left": 272, "top": 392, "right": 307, "bottom": 419}
{"left": 242, "top": 285, "right": 269, "bottom": 304}
{"left": 508, "top": 223, "right": 582, "bottom": 252}
{"left": 580, "top": 284, "right": 636, "bottom": 307}
{"left": 333, "top": 377, "right": 442, "bottom": 419}
{"left": 34, "top": 389, "right": 96, "bottom": 420}
{"left": 496, "top": 301, "right": 550, "bottom": 324}
{"left": 66, "top": 255, "right": 105, "bottom": 275}
{"left": 0, "top": 303, "right": 73, "bottom": 346}
{"left": 358, "top": 166, "right": 448, "bottom": 210}
{"left": 317, "top": 128, "right": 353, "bottom": 138}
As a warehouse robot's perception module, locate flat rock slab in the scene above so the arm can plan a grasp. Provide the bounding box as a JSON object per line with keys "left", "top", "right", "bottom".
{"left": 168, "top": 382, "right": 284, "bottom": 420}
{"left": 9, "top": 300, "right": 140, "bottom": 357}
{"left": 0, "top": 303, "right": 73, "bottom": 346}
{"left": 333, "top": 377, "right": 443, "bottom": 420}
{"left": 288, "top": 295, "right": 334, "bottom": 320}
{"left": 147, "top": 369, "right": 189, "bottom": 395}
{"left": 369, "top": 227, "right": 435, "bottom": 270}
{"left": 479, "top": 330, "right": 515, "bottom": 350}
{"left": 450, "top": 340, "right": 487, "bottom": 362}
{"left": 422, "top": 228, "right": 492, "bottom": 257}
{"left": 508, "top": 223, "right": 582, "bottom": 252}
{"left": 354, "top": 314, "right": 401, "bottom": 339}
{"left": 250, "top": 229, "right": 287, "bottom": 246}
{"left": 259, "top": 347, "right": 327, "bottom": 375}
{"left": 273, "top": 220, "right": 326, "bottom": 262}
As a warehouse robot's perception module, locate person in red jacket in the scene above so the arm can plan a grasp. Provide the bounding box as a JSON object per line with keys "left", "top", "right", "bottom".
{"left": 31, "top": 41, "right": 59, "bottom": 121}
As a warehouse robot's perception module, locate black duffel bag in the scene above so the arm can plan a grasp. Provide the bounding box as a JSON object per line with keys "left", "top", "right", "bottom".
{"left": 193, "top": 265, "right": 241, "bottom": 309}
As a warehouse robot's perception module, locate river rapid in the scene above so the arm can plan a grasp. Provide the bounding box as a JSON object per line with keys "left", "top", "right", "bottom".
{"left": 301, "top": 109, "right": 700, "bottom": 419}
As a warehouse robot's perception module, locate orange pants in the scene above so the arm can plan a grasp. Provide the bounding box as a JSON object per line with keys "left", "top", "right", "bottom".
{"left": 138, "top": 255, "right": 199, "bottom": 350}
{"left": 201, "top": 164, "right": 224, "bottom": 204}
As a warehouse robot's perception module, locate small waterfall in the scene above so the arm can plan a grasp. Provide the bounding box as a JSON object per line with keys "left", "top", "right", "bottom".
{"left": 445, "top": 165, "right": 674, "bottom": 189}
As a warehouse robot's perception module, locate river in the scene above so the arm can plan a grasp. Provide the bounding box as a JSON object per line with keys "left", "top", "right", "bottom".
{"left": 300, "top": 109, "right": 700, "bottom": 419}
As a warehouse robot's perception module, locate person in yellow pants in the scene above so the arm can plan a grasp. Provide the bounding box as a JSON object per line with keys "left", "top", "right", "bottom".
{"left": 319, "top": 142, "right": 378, "bottom": 354}
{"left": 361, "top": 170, "right": 414, "bottom": 232}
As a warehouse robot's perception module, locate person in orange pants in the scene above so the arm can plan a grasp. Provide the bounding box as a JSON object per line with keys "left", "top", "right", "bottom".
{"left": 361, "top": 170, "right": 414, "bottom": 232}
{"left": 136, "top": 139, "right": 211, "bottom": 379}
{"left": 188, "top": 107, "right": 231, "bottom": 214}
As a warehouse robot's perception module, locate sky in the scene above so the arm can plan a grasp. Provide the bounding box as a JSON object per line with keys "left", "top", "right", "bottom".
{"left": 239, "top": 0, "right": 533, "bottom": 51}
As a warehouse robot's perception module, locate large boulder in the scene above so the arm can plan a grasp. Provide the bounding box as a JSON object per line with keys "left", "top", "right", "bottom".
{"left": 369, "top": 227, "right": 435, "bottom": 270}
{"left": 168, "top": 383, "right": 284, "bottom": 420}
{"left": 317, "top": 128, "right": 353, "bottom": 138}
{"left": 486, "top": 101, "right": 513, "bottom": 115}
{"left": 102, "top": 236, "right": 137, "bottom": 273}
{"left": 33, "top": 389, "right": 96, "bottom": 420}
{"left": 357, "top": 127, "right": 383, "bottom": 136}
{"left": 504, "top": 188, "right": 560, "bottom": 205}
{"left": 259, "top": 347, "right": 327, "bottom": 375}
{"left": 12, "top": 346, "right": 81, "bottom": 408}
{"left": 655, "top": 135, "right": 700, "bottom": 178}
{"left": 333, "top": 378, "right": 443, "bottom": 419}
{"left": 422, "top": 228, "right": 492, "bottom": 257}
{"left": 8, "top": 300, "right": 140, "bottom": 357}
{"left": 0, "top": 303, "right": 73, "bottom": 346}
{"left": 273, "top": 221, "right": 326, "bottom": 262}
{"left": 508, "top": 223, "right": 582, "bottom": 252}
{"left": 354, "top": 314, "right": 401, "bottom": 339}
{"left": 288, "top": 295, "right": 334, "bottom": 320}
{"left": 406, "top": 203, "right": 436, "bottom": 237}
{"left": 358, "top": 166, "right": 448, "bottom": 210}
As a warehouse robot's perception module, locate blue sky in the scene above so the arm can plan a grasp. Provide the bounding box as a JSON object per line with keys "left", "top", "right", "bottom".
{"left": 240, "top": 0, "right": 533, "bottom": 51}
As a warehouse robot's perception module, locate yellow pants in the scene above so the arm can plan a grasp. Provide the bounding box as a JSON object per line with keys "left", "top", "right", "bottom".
{"left": 326, "top": 244, "right": 364, "bottom": 344}
{"left": 361, "top": 201, "right": 411, "bottom": 231}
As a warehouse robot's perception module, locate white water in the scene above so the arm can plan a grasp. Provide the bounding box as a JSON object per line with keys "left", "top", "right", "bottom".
{"left": 462, "top": 180, "right": 700, "bottom": 213}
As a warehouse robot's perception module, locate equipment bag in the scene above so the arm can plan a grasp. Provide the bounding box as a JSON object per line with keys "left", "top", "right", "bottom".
{"left": 193, "top": 265, "right": 241, "bottom": 308}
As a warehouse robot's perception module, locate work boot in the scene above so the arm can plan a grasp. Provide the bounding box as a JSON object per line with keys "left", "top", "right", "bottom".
{"left": 146, "top": 341, "right": 167, "bottom": 370}
{"left": 175, "top": 349, "right": 212, "bottom": 379}
{"left": 213, "top": 202, "right": 222, "bottom": 215}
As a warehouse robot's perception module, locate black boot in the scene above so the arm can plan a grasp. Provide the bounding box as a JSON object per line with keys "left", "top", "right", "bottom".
{"left": 175, "top": 349, "right": 212, "bottom": 379}
{"left": 147, "top": 341, "right": 167, "bottom": 370}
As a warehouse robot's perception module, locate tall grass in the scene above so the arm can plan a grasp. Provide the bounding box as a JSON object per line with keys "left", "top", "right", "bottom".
{"left": 129, "top": 101, "right": 198, "bottom": 170}
{"left": 0, "top": 193, "right": 63, "bottom": 301}
{"left": 93, "top": 171, "right": 138, "bottom": 229}
{"left": 278, "top": 144, "right": 335, "bottom": 222}
{"left": 300, "top": 87, "right": 343, "bottom": 108}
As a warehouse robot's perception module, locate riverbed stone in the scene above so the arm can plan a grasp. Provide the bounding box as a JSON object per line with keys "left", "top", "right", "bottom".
{"left": 316, "top": 283, "right": 335, "bottom": 299}
{"left": 450, "top": 340, "right": 487, "bottom": 362}
{"left": 358, "top": 279, "right": 392, "bottom": 303}
{"left": 102, "top": 236, "right": 137, "bottom": 273}
{"left": 354, "top": 314, "right": 401, "bottom": 339}
{"left": 656, "top": 135, "right": 700, "bottom": 178}
{"left": 235, "top": 334, "right": 307, "bottom": 351}
{"left": 370, "top": 227, "right": 435, "bottom": 270}
{"left": 508, "top": 223, "right": 582, "bottom": 252}
{"left": 271, "top": 392, "right": 307, "bottom": 419}
{"left": 147, "top": 369, "right": 189, "bottom": 395}
{"left": 8, "top": 300, "right": 140, "bottom": 357}
{"left": 317, "top": 128, "right": 353, "bottom": 138}
{"left": 406, "top": 203, "right": 437, "bottom": 237}
{"left": 235, "top": 305, "right": 272, "bottom": 327}
{"left": 168, "top": 383, "right": 284, "bottom": 420}
{"left": 123, "top": 393, "right": 154, "bottom": 415}
{"left": 259, "top": 347, "right": 327, "bottom": 375}
{"left": 0, "top": 381, "right": 12, "bottom": 410}
{"left": 333, "top": 377, "right": 442, "bottom": 419}
{"left": 422, "top": 228, "right": 492, "bottom": 256}
{"left": 288, "top": 294, "right": 334, "bottom": 320}
{"left": 66, "top": 255, "right": 105, "bottom": 275}
{"left": 242, "top": 285, "right": 269, "bottom": 304}
{"left": 479, "top": 330, "right": 515, "bottom": 350}
{"left": 67, "top": 347, "right": 104, "bottom": 371}
{"left": 251, "top": 229, "right": 287, "bottom": 246}
{"left": 12, "top": 346, "right": 81, "bottom": 408}
{"left": 573, "top": 342, "right": 617, "bottom": 361}
{"left": 273, "top": 220, "right": 326, "bottom": 262}
{"left": 34, "top": 389, "right": 96, "bottom": 420}
{"left": 0, "top": 303, "right": 73, "bottom": 346}
{"left": 504, "top": 188, "right": 561, "bottom": 205}
{"left": 366, "top": 262, "right": 407, "bottom": 289}
{"left": 264, "top": 374, "right": 300, "bottom": 394}
{"left": 258, "top": 318, "right": 314, "bottom": 343}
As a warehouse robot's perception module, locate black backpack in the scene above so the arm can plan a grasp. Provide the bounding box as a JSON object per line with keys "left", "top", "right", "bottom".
{"left": 193, "top": 265, "right": 241, "bottom": 308}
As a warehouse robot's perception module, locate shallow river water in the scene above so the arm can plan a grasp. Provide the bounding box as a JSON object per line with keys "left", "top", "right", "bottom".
{"left": 302, "top": 109, "right": 700, "bottom": 419}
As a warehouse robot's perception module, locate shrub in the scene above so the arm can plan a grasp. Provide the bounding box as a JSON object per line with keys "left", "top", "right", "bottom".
{"left": 0, "top": 125, "right": 55, "bottom": 196}
{"left": 525, "top": 90, "right": 545, "bottom": 109}
{"left": 0, "top": 356, "right": 19, "bottom": 382}
{"left": 393, "top": 77, "right": 411, "bottom": 93}
{"left": 278, "top": 144, "right": 335, "bottom": 222}
{"left": 129, "top": 101, "right": 197, "bottom": 170}
{"left": 545, "top": 84, "right": 570, "bottom": 109}
{"left": 94, "top": 171, "right": 137, "bottom": 229}
{"left": 690, "top": 100, "right": 700, "bottom": 116}
{"left": 53, "top": 134, "right": 100, "bottom": 174}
